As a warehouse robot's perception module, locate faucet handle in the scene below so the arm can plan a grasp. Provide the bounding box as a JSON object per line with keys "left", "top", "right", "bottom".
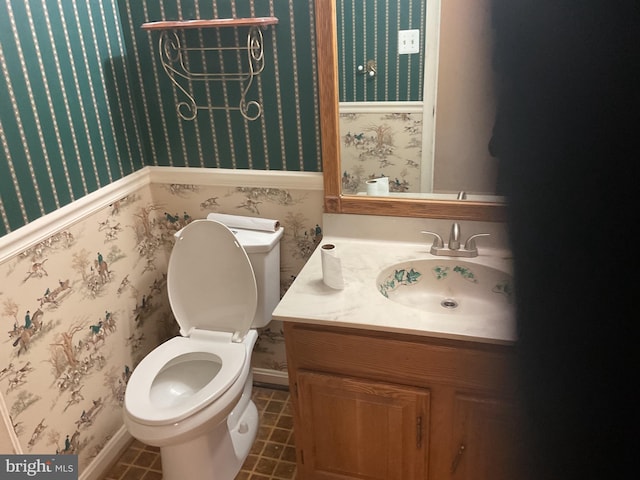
{"left": 421, "top": 231, "right": 444, "bottom": 249}
{"left": 464, "top": 233, "right": 490, "bottom": 251}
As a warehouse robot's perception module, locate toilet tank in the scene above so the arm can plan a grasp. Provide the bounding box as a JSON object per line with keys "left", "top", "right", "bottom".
{"left": 227, "top": 226, "right": 283, "bottom": 329}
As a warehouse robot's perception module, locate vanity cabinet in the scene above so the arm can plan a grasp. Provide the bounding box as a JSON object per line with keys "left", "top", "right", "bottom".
{"left": 283, "top": 323, "right": 523, "bottom": 480}
{"left": 448, "top": 393, "right": 521, "bottom": 479}
{"left": 296, "top": 371, "right": 430, "bottom": 479}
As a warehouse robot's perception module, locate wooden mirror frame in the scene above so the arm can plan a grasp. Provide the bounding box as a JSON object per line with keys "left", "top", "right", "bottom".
{"left": 316, "top": 0, "right": 506, "bottom": 222}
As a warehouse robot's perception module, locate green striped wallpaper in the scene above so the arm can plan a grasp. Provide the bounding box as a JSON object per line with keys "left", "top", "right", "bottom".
{"left": 0, "top": 0, "right": 322, "bottom": 237}
{"left": 337, "top": 0, "right": 426, "bottom": 102}
{"left": 0, "top": 0, "right": 146, "bottom": 236}
{"left": 118, "top": 0, "right": 321, "bottom": 172}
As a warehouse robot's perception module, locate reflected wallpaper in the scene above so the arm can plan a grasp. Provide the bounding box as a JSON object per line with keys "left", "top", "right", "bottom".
{"left": 339, "top": 111, "right": 423, "bottom": 194}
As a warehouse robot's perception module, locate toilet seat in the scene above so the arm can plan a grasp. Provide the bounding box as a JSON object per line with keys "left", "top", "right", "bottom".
{"left": 125, "top": 220, "right": 259, "bottom": 426}
{"left": 124, "top": 334, "right": 246, "bottom": 425}
{"left": 168, "top": 219, "right": 258, "bottom": 339}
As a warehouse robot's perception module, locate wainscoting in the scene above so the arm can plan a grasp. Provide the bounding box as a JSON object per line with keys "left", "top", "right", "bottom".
{"left": 0, "top": 167, "right": 321, "bottom": 480}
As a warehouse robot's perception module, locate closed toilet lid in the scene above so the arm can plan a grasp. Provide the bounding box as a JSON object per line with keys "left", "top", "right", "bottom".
{"left": 168, "top": 219, "right": 257, "bottom": 339}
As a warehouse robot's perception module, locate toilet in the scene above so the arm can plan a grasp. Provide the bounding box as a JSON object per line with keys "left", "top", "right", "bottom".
{"left": 123, "top": 218, "right": 283, "bottom": 480}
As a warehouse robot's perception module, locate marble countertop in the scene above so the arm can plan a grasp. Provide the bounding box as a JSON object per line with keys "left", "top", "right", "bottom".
{"left": 273, "top": 236, "right": 516, "bottom": 345}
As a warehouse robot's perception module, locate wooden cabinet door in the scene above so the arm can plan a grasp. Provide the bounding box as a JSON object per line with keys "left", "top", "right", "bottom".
{"left": 448, "top": 393, "right": 522, "bottom": 480}
{"left": 296, "top": 371, "right": 430, "bottom": 480}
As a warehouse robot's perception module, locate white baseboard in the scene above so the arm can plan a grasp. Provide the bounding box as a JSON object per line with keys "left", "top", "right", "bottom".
{"left": 80, "top": 426, "right": 132, "bottom": 480}
{"left": 252, "top": 368, "right": 289, "bottom": 388}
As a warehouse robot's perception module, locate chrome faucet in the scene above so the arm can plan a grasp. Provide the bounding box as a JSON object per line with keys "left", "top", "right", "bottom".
{"left": 449, "top": 222, "right": 461, "bottom": 250}
{"left": 421, "top": 223, "right": 490, "bottom": 257}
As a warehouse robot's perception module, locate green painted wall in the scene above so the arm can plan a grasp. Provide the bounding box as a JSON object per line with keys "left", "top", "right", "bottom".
{"left": 0, "top": 0, "right": 322, "bottom": 237}
{"left": 337, "top": 0, "right": 426, "bottom": 102}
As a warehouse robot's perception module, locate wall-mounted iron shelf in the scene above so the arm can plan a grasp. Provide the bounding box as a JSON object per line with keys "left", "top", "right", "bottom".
{"left": 142, "top": 17, "right": 278, "bottom": 121}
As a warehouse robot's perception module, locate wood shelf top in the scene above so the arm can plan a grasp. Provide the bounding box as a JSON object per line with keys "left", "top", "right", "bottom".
{"left": 141, "top": 17, "right": 278, "bottom": 31}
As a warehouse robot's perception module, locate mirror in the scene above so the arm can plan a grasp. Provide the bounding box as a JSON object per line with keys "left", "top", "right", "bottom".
{"left": 316, "top": 0, "right": 506, "bottom": 222}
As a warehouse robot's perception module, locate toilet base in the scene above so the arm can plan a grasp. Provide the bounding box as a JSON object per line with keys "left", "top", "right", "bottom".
{"left": 160, "top": 378, "right": 259, "bottom": 480}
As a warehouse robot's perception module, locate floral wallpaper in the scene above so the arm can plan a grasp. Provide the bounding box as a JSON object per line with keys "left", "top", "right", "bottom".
{"left": 0, "top": 178, "right": 323, "bottom": 473}
{"left": 339, "top": 112, "right": 423, "bottom": 194}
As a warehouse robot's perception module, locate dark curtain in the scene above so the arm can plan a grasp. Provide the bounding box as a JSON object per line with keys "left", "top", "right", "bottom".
{"left": 490, "top": 1, "right": 638, "bottom": 478}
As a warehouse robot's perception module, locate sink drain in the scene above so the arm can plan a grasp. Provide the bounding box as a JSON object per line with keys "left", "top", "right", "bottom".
{"left": 440, "top": 298, "right": 459, "bottom": 309}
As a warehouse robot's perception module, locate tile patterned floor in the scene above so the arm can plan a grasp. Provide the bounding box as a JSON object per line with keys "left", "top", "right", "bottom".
{"left": 103, "top": 386, "right": 296, "bottom": 480}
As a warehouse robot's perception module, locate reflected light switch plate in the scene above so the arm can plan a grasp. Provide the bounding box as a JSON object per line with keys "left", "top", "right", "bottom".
{"left": 398, "top": 29, "right": 420, "bottom": 54}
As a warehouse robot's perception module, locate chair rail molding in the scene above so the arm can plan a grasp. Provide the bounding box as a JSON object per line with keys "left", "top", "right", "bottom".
{"left": 0, "top": 167, "right": 323, "bottom": 263}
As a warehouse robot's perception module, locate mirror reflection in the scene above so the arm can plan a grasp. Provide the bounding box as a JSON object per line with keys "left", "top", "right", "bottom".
{"left": 336, "top": 0, "right": 501, "bottom": 201}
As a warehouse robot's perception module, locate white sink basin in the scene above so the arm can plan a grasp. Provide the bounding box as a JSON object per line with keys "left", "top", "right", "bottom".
{"left": 377, "top": 259, "right": 514, "bottom": 316}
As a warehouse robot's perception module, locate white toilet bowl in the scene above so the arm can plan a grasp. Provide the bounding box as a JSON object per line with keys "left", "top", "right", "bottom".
{"left": 122, "top": 219, "right": 283, "bottom": 480}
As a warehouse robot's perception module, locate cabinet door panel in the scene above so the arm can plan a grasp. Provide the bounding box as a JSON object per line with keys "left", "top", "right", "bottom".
{"left": 450, "top": 394, "right": 521, "bottom": 480}
{"left": 297, "top": 371, "right": 430, "bottom": 480}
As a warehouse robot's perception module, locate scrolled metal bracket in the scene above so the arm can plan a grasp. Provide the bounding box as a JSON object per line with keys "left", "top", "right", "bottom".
{"left": 145, "top": 17, "right": 278, "bottom": 121}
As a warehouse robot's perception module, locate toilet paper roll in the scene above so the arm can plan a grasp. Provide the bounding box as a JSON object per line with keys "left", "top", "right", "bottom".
{"left": 206, "top": 213, "right": 280, "bottom": 232}
{"left": 366, "top": 180, "right": 379, "bottom": 195}
{"left": 365, "top": 177, "right": 389, "bottom": 196}
{"left": 321, "top": 244, "right": 344, "bottom": 290}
